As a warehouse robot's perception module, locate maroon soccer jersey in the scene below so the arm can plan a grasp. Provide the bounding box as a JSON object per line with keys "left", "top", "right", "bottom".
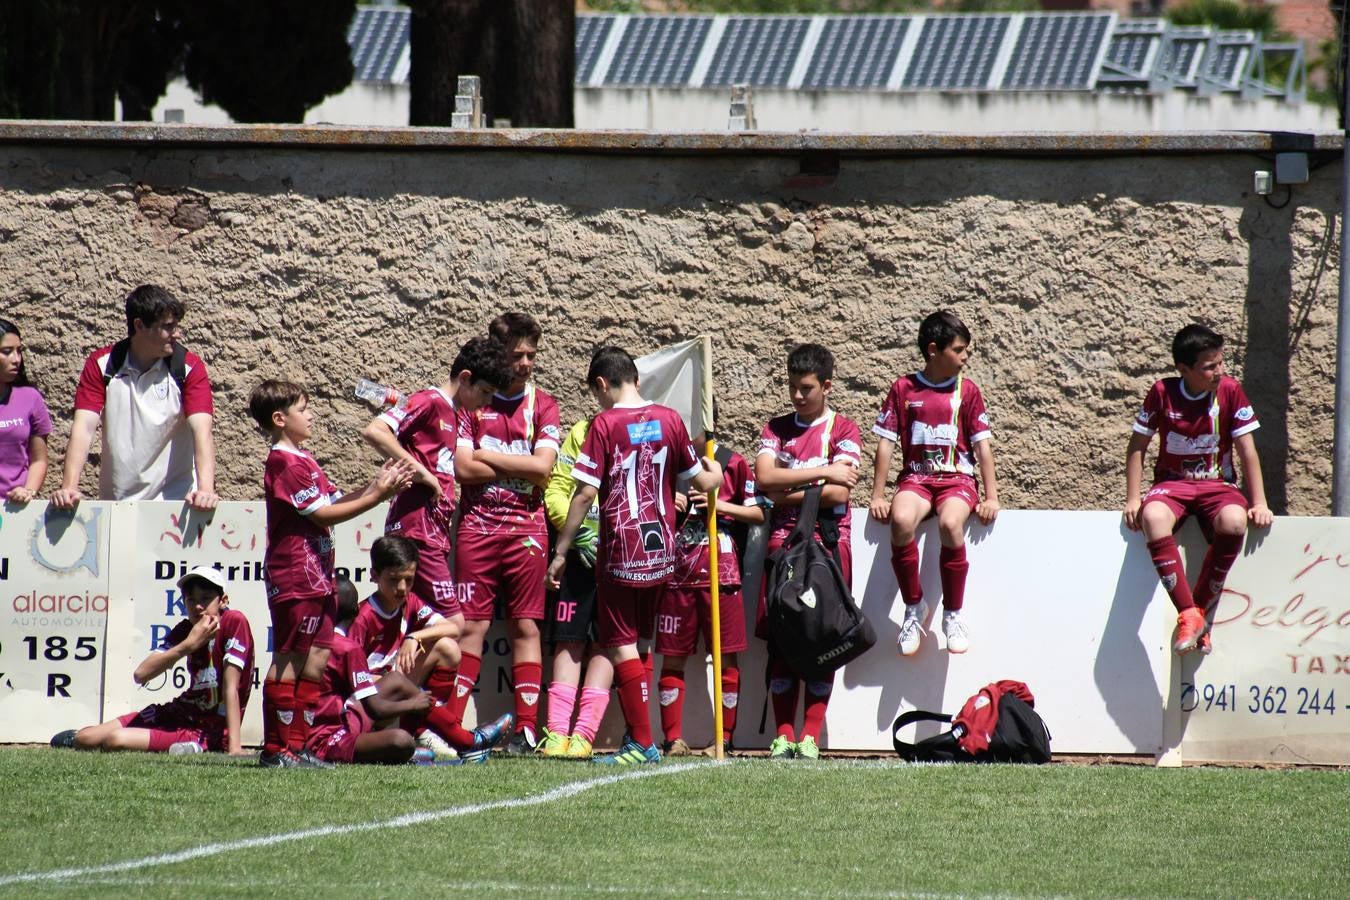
{"left": 459, "top": 385, "right": 562, "bottom": 538}
{"left": 1133, "top": 376, "right": 1259, "bottom": 484}
{"left": 162, "top": 607, "right": 255, "bottom": 720}
{"left": 572, "top": 402, "right": 701, "bottom": 586}
{"left": 311, "top": 634, "right": 379, "bottom": 733}
{"left": 262, "top": 446, "right": 342, "bottom": 602}
{"left": 379, "top": 388, "right": 468, "bottom": 550}
{"left": 346, "top": 593, "right": 445, "bottom": 676}
{"left": 671, "top": 448, "right": 758, "bottom": 588}
{"left": 872, "top": 374, "right": 992, "bottom": 479}
{"left": 758, "top": 409, "right": 862, "bottom": 547}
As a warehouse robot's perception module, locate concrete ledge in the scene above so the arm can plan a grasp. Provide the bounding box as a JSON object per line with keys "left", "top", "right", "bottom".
{"left": 0, "top": 120, "right": 1340, "bottom": 155}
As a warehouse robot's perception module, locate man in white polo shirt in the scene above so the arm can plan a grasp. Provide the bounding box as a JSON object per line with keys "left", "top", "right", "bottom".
{"left": 52, "top": 285, "right": 218, "bottom": 509}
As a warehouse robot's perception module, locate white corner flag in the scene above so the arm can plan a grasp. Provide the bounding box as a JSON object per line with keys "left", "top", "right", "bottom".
{"left": 635, "top": 336, "right": 715, "bottom": 439}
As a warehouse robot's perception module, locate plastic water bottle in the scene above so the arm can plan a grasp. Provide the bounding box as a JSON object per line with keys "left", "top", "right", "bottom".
{"left": 354, "top": 378, "right": 406, "bottom": 410}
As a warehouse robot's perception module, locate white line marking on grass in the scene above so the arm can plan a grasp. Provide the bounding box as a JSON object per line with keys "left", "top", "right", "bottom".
{"left": 0, "top": 762, "right": 713, "bottom": 887}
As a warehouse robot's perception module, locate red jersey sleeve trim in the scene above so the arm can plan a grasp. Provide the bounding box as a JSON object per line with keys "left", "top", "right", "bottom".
{"left": 180, "top": 352, "right": 214, "bottom": 416}
{"left": 72, "top": 347, "right": 113, "bottom": 414}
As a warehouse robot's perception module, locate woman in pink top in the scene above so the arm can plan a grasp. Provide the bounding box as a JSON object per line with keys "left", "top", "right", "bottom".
{"left": 0, "top": 318, "right": 52, "bottom": 503}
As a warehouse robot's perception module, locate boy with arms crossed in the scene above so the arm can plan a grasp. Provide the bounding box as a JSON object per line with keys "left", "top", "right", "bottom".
{"left": 541, "top": 414, "right": 611, "bottom": 759}
{"left": 347, "top": 536, "right": 513, "bottom": 761}
{"left": 547, "top": 346, "right": 724, "bottom": 765}
{"left": 657, "top": 426, "right": 764, "bottom": 755}
{"left": 1124, "top": 324, "right": 1271, "bottom": 654}
{"left": 754, "top": 344, "right": 861, "bottom": 760}
{"left": 453, "top": 314, "right": 563, "bottom": 754}
{"left": 249, "top": 379, "right": 414, "bottom": 768}
{"left": 307, "top": 577, "right": 434, "bottom": 765}
{"left": 58, "top": 566, "right": 253, "bottom": 756}
{"left": 870, "top": 311, "right": 1000, "bottom": 657}
{"left": 360, "top": 336, "right": 510, "bottom": 622}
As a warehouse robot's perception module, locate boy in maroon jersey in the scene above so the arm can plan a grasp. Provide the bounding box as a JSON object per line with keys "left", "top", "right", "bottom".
{"left": 754, "top": 343, "right": 861, "bottom": 760}
{"left": 248, "top": 379, "right": 414, "bottom": 769}
{"left": 60, "top": 566, "right": 254, "bottom": 756}
{"left": 547, "top": 346, "right": 724, "bottom": 765}
{"left": 870, "top": 311, "right": 1001, "bottom": 658}
{"left": 1124, "top": 324, "right": 1271, "bottom": 654}
{"left": 347, "top": 535, "right": 512, "bottom": 761}
{"left": 360, "top": 336, "right": 510, "bottom": 621}
{"left": 656, "top": 418, "right": 764, "bottom": 756}
{"left": 307, "top": 576, "right": 437, "bottom": 765}
{"left": 453, "top": 314, "right": 563, "bottom": 754}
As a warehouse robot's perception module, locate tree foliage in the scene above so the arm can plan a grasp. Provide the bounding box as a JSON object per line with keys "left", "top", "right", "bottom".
{"left": 0, "top": 0, "right": 357, "bottom": 123}
{"left": 1166, "top": 0, "right": 1278, "bottom": 37}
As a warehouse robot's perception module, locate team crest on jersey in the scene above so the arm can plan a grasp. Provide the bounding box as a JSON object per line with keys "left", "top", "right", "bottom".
{"left": 155, "top": 380, "right": 171, "bottom": 400}
{"left": 627, "top": 420, "right": 663, "bottom": 444}
{"left": 639, "top": 522, "right": 665, "bottom": 553}
{"left": 1235, "top": 405, "right": 1254, "bottom": 421}
{"left": 838, "top": 439, "right": 860, "bottom": 455}
{"left": 542, "top": 424, "right": 562, "bottom": 441}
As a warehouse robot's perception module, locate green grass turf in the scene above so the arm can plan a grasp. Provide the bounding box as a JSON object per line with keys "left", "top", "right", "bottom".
{"left": 1, "top": 748, "right": 1347, "bottom": 898}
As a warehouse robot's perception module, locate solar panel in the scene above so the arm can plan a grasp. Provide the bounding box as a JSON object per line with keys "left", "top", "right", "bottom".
{"left": 703, "top": 16, "right": 810, "bottom": 87}
{"left": 802, "top": 16, "right": 910, "bottom": 89}
{"left": 904, "top": 16, "right": 1010, "bottom": 90}
{"left": 1001, "top": 13, "right": 1112, "bottom": 90}
{"left": 1205, "top": 30, "right": 1254, "bottom": 89}
{"left": 1102, "top": 19, "right": 1166, "bottom": 78}
{"left": 575, "top": 15, "right": 615, "bottom": 84}
{"left": 1157, "top": 26, "right": 1212, "bottom": 84}
{"left": 604, "top": 15, "right": 713, "bottom": 86}
{"left": 348, "top": 7, "right": 409, "bottom": 83}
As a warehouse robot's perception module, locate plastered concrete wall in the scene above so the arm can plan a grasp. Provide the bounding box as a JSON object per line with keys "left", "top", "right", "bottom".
{"left": 0, "top": 132, "right": 1340, "bottom": 514}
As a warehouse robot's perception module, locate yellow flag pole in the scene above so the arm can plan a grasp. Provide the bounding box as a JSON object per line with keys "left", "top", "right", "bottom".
{"left": 701, "top": 336, "right": 725, "bottom": 762}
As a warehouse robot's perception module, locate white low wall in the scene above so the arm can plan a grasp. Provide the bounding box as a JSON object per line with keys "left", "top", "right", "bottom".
{"left": 2, "top": 501, "right": 1345, "bottom": 763}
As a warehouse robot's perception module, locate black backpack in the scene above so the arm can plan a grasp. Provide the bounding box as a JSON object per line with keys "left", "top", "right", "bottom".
{"left": 102, "top": 338, "right": 189, "bottom": 392}
{"left": 764, "top": 485, "right": 875, "bottom": 680}
{"left": 891, "top": 692, "right": 1052, "bottom": 764}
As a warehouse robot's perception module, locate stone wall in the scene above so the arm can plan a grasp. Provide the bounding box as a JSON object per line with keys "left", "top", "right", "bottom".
{"left": 0, "top": 126, "right": 1340, "bottom": 515}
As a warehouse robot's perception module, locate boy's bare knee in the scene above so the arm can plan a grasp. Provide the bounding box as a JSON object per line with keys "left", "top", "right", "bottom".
{"left": 73, "top": 728, "right": 102, "bottom": 751}
{"left": 1140, "top": 503, "right": 1175, "bottom": 537}
{"left": 432, "top": 637, "right": 461, "bottom": 668}
{"left": 1214, "top": 508, "right": 1248, "bottom": 537}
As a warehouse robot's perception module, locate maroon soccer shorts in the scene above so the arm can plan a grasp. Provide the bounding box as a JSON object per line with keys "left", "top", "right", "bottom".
{"left": 117, "top": 704, "right": 221, "bottom": 752}
{"left": 310, "top": 707, "right": 371, "bottom": 764}
{"left": 1143, "top": 480, "right": 1248, "bottom": 530}
{"left": 454, "top": 529, "right": 548, "bottom": 621}
{"left": 411, "top": 541, "right": 460, "bottom": 618}
{"left": 755, "top": 536, "right": 853, "bottom": 640}
{"left": 596, "top": 582, "right": 663, "bottom": 649}
{"left": 269, "top": 594, "right": 336, "bottom": 654}
{"left": 897, "top": 473, "right": 979, "bottom": 513}
{"left": 656, "top": 585, "right": 749, "bottom": 656}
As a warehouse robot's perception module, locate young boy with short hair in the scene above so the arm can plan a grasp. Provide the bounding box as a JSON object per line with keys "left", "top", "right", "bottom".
{"left": 547, "top": 346, "right": 724, "bottom": 765}
{"left": 56, "top": 565, "right": 254, "bottom": 756}
{"left": 754, "top": 343, "right": 861, "bottom": 760}
{"left": 870, "top": 311, "right": 1000, "bottom": 657}
{"left": 1124, "top": 324, "right": 1271, "bottom": 654}
{"left": 346, "top": 535, "right": 512, "bottom": 761}
{"left": 657, "top": 424, "right": 763, "bottom": 756}
{"left": 306, "top": 577, "right": 433, "bottom": 765}
{"left": 540, "top": 414, "right": 612, "bottom": 760}
{"left": 360, "top": 335, "right": 510, "bottom": 621}
{"left": 452, "top": 313, "right": 563, "bottom": 754}
{"left": 249, "top": 379, "right": 415, "bottom": 768}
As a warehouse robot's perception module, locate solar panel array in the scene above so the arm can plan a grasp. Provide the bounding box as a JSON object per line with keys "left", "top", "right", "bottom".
{"left": 348, "top": 7, "right": 409, "bottom": 83}
{"left": 802, "top": 16, "right": 910, "bottom": 89}
{"left": 605, "top": 15, "right": 713, "bottom": 86}
{"left": 1002, "top": 13, "right": 1113, "bottom": 89}
{"left": 704, "top": 16, "right": 811, "bottom": 87}
{"left": 341, "top": 7, "right": 1305, "bottom": 101}
{"left": 904, "top": 16, "right": 1011, "bottom": 89}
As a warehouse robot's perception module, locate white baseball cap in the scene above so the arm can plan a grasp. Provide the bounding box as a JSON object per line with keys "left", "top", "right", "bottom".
{"left": 176, "top": 565, "right": 228, "bottom": 594}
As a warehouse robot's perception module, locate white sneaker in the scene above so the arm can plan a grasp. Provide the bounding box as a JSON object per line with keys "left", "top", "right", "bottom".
{"left": 416, "top": 729, "right": 459, "bottom": 762}
{"left": 897, "top": 604, "right": 926, "bottom": 656}
{"left": 942, "top": 610, "right": 969, "bottom": 654}
{"left": 168, "top": 741, "right": 203, "bottom": 755}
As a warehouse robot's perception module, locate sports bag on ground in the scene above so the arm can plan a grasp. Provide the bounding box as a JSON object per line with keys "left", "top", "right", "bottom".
{"left": 891, "top": 680, "right": 1052, "bottom": 764}
{"left": 764, "top": 484, "right": 875, "bottom": 680}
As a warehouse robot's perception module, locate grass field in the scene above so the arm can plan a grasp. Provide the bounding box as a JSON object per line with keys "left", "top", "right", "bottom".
{"left": 1, "top": 748, "right": 1347, "bottom": 898}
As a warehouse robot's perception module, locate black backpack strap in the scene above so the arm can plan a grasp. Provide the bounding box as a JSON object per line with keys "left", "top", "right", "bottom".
{"left": 786, "top": 483, "right": 822, "bottom": 548}
{"left": 102, "top": 340, "right": 189, "bottom": 395}
{"left": 891, "top": 709, "right": 954, "bottom": 759}
{"left": 101, "top": 339, "right": 132, "bottom": 386}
